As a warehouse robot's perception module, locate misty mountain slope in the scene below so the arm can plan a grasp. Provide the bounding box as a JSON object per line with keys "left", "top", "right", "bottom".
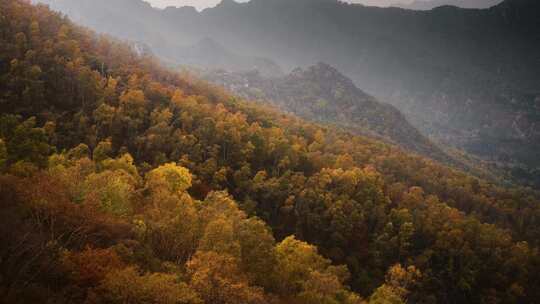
{"left": 35, "top": 0, "right": 540, "bottom": 186}
{"left": 203, "top": 63, "right": 454, "bottom": 164}
{"left": 177, "top": 37, "right": 283, "bottom": 77}
{"left": 32, "top": 0, "right": 283, "bottom": 76}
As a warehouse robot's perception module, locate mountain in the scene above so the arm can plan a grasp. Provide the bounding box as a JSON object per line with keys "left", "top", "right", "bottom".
{"left": 203, "top": 63, "right": 453, "bottom": 163}
{"left": 393, "top": 0, "right": 503, "bottom": 10}
{"left": 177, "top": 38, "right": 283, "bottom": 77}
{"left": 35, "top": 0, "right": 540, "bottom": 187}
{"left": 32, "top": 0, "right": 283, "bottom": 76}
{"left": 2, "top": 1, "right": 540, "bottom": 303}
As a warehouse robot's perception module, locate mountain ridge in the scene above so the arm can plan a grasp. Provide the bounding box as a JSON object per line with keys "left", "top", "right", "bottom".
{"left": 392, "top": 0, "right": 503, "bottom": 10}
{"left": 202, "top": 62, "right": 455, "bottom": 164}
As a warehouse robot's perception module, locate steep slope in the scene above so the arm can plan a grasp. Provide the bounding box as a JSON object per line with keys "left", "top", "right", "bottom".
{"left": 177, "top": 37, "right": 283, "bottom": 77}
{"left": 36, "top": 0, "right": 540, "bottom": 187}
{"left": 1, "top": 1, "right": 540, "bottom": 303}
{"left": 203, "top": 63, "right": 452, "bottom": 163}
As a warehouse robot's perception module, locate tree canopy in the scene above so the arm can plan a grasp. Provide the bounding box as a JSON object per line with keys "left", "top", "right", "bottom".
{"left": 0, "top": 1, "right": 539, "bottom": 303}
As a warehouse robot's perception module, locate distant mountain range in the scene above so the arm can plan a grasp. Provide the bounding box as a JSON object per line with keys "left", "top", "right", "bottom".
{"left": 35, "top": 0, "right": 540, "bottom": 186}
{"left": 393, "top": 0, "right": 503, "bottom": 10}
{"left": 145, "top": 0, "right": 504, "bottom": 11}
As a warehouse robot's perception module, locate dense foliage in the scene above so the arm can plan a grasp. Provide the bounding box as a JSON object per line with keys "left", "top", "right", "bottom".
{"left": 1, "top": 1, "right": 540, "bottom": 303}
{"left": 202, "top": 63, "right": 452, "bottom": 165}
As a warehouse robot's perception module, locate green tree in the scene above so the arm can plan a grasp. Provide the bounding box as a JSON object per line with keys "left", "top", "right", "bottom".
{"left": 1, "top": 116, "right": 50, "bottom": 167}
{"left": 93, "top": 139, "right": 113, "bottom": 163}
{"left": 146, "top": 163, "right": 192, "bottom": 196}
{"left": 83, "top": 169, "right": 136, "bottom": 216}
{"left": 274, "top": 236, "right": 352, "bottom": 301}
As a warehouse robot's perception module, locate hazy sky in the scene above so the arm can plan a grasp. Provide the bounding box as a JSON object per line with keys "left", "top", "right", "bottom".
{"left": 145, "top": 0, "right": 412, "bottom": 11}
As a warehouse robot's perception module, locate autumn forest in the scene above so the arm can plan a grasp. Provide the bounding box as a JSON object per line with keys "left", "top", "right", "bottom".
{"left": 0, "top": 1, "right": 539, "bottom": 303}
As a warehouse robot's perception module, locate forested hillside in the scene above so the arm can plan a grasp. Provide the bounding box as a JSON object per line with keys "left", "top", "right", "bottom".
{"left": 35, "top": 0, "right": 540, "bottom": 187}
{"left": 203, "top": 63, "right": 453, "bottom": 164}
{"left": 1, "top": 1, "right": 540, "bottom": 303}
